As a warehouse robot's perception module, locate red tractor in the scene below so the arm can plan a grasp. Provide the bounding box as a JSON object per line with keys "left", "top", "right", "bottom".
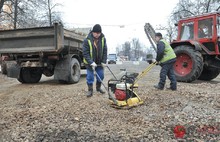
{"left": 171, "top": 12, "right": 220, "bottom": 82}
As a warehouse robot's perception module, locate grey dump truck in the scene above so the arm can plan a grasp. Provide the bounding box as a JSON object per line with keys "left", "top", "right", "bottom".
{"left": 0, "top": 23, "right": 86, "bottom": 84}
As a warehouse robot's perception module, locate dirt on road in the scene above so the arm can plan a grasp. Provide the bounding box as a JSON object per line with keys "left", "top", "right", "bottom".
{"left": 0, "top": 61, "right": 220, "bottom": 141}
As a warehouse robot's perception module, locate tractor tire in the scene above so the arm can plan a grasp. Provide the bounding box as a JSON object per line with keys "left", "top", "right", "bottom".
{"left": 17, "top": 67, "right": 42, "bottom": 83}
{"left": 198, "top": 67, "right": 220, "bottom": 81}
{"left": 58, "top": 58, "right": 80, "bottom": 84}
{"left": 173, "top": 45, "right": 203, "bottom": 82}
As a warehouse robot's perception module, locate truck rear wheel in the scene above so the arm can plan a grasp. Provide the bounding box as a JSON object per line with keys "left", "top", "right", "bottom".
{"left": 58, "top": 58, "right": 80, "bottom": 84}
{"left": 18, "top": 68, "right": 42, "bottom": 83}
{"left": 1, "top": 62, "right": 7, "bottom": 75}
{"left": 69, "top": 58, "right": 81, "bottom": 83}
{"left": 174, "top": 45, "right": 203, "bottom": 82}
{"left": 198, "top": 67, "right": 220, "bottom": 81}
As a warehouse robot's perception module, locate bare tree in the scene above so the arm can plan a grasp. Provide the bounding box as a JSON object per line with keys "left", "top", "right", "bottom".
{"left": 171, "top": 0, "right": 220, "bottom": 23}
{"left": 0, "top": 0, "right": 14, "bottom": 29}
{"left": 116, "top": 44, "right": 121, "bottom": 56}
{"left": 158, "top": 21, "right": 178, "bottom": 42}
{"left": 12, "top": 0, "right": 42, "bottom": 29}
{"left": 40, "top": 0, "right": 62, "bottom": 26}
{"left": 122, "top": 41, "right": 131, "bottom": 60}
{"left": 165, "top": 0, "right": 220, "bottom": 40}
{"left": 13, "top": 0, "right": 17, "bottom": 29}
{"left": 0, "top": 0, "right": 5, "bottom": 13}
{"left": 131, "top": 38, "right": 141, "bottom": 60}
{"left": 0, "top": 0, "right": 62, "bottom": 29}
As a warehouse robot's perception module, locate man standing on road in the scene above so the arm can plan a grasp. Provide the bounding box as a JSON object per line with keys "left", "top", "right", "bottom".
{"left": 152, "top": 32, "right": 177, "bottom": 91}
{"left": 82, "top": 24, "right": 108, "bottom": 97}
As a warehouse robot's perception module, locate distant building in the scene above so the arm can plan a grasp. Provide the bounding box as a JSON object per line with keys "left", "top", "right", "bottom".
{"left": 0, "top": 1, "right": 13, "bottom": 30}
{"left": 68, "top": 27, "right": 91, "bottom": 36}
{"left": 73, "top": 27, "right": 91, "bottom": 35}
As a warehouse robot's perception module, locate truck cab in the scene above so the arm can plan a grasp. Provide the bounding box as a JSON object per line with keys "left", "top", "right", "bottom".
{"left": 108, "top": 54, "right": 117, "bottom": 64}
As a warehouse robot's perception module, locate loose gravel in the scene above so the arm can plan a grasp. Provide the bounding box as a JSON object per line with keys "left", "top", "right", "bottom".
{"left": 0, "top": 62, "right": 220, "bottom": 141}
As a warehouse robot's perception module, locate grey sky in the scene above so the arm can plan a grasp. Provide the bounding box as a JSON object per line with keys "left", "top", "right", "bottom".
{"left": 62, "top": 0, "right": 178, "bottom": 53}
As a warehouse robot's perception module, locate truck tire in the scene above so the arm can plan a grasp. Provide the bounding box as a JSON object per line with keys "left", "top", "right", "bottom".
{"left": 1, "top": 62, "right": 7, "bottom": 75}
{"left": 43, "top": 69, "right": 54, "bottom": 77}
{"left": 18, "top": 68, "right": 42, "bottom": 83}
{"left": 69, "top": 58, "right": 81, "bottom": 83}
{"left": 174, "top": 45, "right": 203, "bottom": 82}
{"left": 58, "top": 58, "right": 80, "bottom": 84}
{"left": 198, "top": 67, "right": 220, "bottom": 81}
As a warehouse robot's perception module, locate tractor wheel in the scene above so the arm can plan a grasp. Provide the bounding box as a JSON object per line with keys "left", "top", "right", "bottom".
{"left": 198, "top": 67, "right": 220, "bottom": 81}
{"left": 173, "top": 45, "right": 203, "bottom": 82}
{"left": 18, "top": 67, "right": 42, "bottom": 83}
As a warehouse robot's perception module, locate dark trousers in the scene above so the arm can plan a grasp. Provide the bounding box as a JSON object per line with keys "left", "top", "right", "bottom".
{"left": 158, "top": 62, "right": 177, "bottom": 90}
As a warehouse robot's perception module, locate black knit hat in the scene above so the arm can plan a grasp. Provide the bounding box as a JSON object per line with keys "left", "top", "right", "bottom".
{"left": 155, "top": 32, "right": 162, "bottom": 37}
{"left": 92, "top": 24, "right": 102, "bottom": 33}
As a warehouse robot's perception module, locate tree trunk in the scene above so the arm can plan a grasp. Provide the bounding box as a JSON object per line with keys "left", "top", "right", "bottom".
{"left": 14, "top": 0, "right": 18, "bottom": 29}
{"left": 48, "top": 0, "right": 52, "bottom": 26}
{"left": 0, "top": 0, "right": 5, "bottom": 14}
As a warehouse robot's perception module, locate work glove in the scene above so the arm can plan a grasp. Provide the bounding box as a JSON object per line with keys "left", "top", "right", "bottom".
{"left": 147, "top": 59, "right": 156, "bottom": 64}
{"left": 147, "top": 60, "right": 152, "bottom": 64}
{"left": 90, "top": 62, "right": 97, "bottom": 70}
{"left": 148, "top": 59, "right": 159, "bottom": 65}
{"left": 152, "top": 59, "right": 157, "bottom": 63}
{"left": 152, "top": 59, "right": 160, "bottom": 65}
{"left": 101, "top": 62, "right": 107, "bottom": 68}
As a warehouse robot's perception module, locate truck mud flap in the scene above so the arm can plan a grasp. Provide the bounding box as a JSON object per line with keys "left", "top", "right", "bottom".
{"left": 6, "top": 61, "right": 21, "bottom": 78}
{"left": 54, "top": 57, "right": 70, "bottom": 81}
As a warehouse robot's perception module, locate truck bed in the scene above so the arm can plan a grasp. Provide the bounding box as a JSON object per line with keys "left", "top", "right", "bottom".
{"left": 0, "top": 23, "right": 85, "bottom": 54}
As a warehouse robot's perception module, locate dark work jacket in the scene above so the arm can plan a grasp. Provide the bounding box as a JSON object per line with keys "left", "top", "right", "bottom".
{"left": 82, "top": 32, "right": 107, "bottom": 66}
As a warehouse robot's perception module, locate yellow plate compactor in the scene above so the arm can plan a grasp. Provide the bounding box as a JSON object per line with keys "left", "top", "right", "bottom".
{"left": 96, "top": 62, "right": 157, "bottom": 109}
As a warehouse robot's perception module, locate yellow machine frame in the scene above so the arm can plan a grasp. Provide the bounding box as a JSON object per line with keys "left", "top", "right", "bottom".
{"left": 107, "top": 62, "right": 157, "bottom": 109}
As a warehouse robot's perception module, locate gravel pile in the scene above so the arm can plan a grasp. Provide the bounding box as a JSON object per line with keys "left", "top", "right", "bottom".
{"left": 0, "top": 63, "right": 220, "bottom": 141}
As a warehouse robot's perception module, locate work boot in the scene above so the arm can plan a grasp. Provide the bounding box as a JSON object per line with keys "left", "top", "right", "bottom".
{"left": 87, "top": 84, "right": 93, "bottom": 97}
{"left": 154, "top": 85, "right": 163, "bottom": 90}
{"left": 166, "top": 87, "right": 177, "bottom": 91}
{"left": 96, "top": 82, "right": 105, "bottom": 94}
